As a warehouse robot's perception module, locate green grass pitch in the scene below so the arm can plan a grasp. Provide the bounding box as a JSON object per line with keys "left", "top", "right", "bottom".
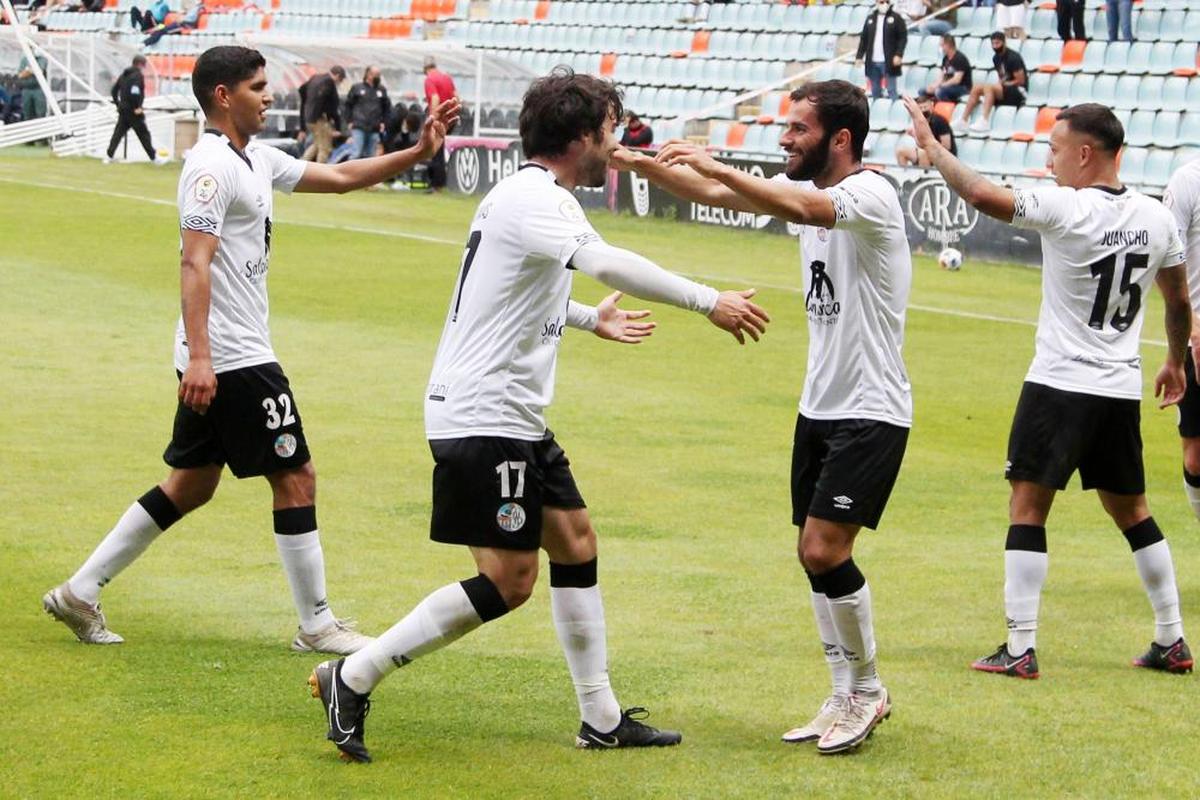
{"left": 0, "top": 150, "right": 1195, "bottom": 798}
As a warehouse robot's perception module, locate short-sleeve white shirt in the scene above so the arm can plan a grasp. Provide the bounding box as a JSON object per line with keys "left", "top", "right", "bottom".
{"left": 1011, "top": 184, "right": 1186, "bottom": 400}
{"left": 425, "top": 164, "right": 600, "bottom": 440}
{"left": 778, "top": 169, "right": 914, "bottom": 427}
{"left": 174, "top": 131, "right": 306, "bottom": 373}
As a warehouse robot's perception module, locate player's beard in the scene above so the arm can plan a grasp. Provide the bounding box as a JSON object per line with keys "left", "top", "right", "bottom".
{"left": 580, "top": 149, "right": 608, "bottom": 187}
{"left": 785, "top": 130, "right": 835, "bottom": 181}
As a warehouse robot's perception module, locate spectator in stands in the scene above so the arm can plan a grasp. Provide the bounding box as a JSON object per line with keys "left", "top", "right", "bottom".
{"left": 995, "top": 0, "right": 1028, "bottom": 42}
{"left": 423, "top": 56, "right": 458, "bottom": 192}
{"left": 17, "top": 51, "right": 48, "bottom": 126}
{"left": 1055, "top": 0, "right": 1086, "bottom": 41}
{"left": 855, "top": 0, "right": 907, "bottom": 101}
{"left": 130, "top": 1, "right": 171, "bottom": 32}
{"left": 620, "top": 111, "right": 653, "bottom": 148}
{"left": 105, "top": 55, "right": 160, "bottom": 164}
{"left": 897, "top": 0, "right": 953, "bottom": 36}
{"left": 143, "top": 1, "right": 204, "bottom": 46}
{"left": 298, "top": 65, "right": 346, "bottom": 163}
{"left": 1106, "top": 0, "right": 1133, "bottom": 42}
{"left": 897, "top": 92, "right": 956, "bottom": 166}
{"left": 385, "top": 109, "right": 423, "bottom": 154}
{"left": 953, "top": 31, "right": 1026, "bottom": 134}
{"left": 345, "top": 65, "right": 391, "bottom": 160}
{"left": 924, "top": 34, "right": 972, "bottom": 103}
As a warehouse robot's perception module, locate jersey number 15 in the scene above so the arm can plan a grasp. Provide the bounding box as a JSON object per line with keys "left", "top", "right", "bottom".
{"left": 1088, "top": 252, "right": 1148, "bottom": 333}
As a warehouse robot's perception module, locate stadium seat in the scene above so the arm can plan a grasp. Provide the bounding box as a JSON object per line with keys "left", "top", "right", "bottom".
{"left": 1136, "top": 10, "right": 1162, "bottom": 42}
{"left": 1060, "top": 40, "right": 1087, "bottom": 72}
{"left": 1105, "top": 41, "right": 1131, "bottom": 73}
{"left": 1024, "top": 142, "right": 1050, "bottom": 176}
{"left": 1124, "top": 110, "right": 1156, "bottom": 147}
{"left": 1125, "top": 43, "right": 1153, "bottom": 75}
{"left": 1009, "top": 106, "right": 1039, "bottom": 141}
{"left": 1153, "top": 111, "right": 1183, "bottom": 148}
{"left": 1162, "top": 76, "right": 1190, "bottom": 112}
{"left": 1046, "top": 73, "right": 1074, "bottom": 107}
{"left": 988, "top": 105, "right": 1018, "bottom": 140}
{"left": 1143, "top": 149, "right": 1174, "bottom": 190}
{"left": 1136, "top": 76, "right": 1166, "bottom": 111}
{"left": 1113, "top": 75, "right": 1142, "bottom": 110}
{"left": 1119, "top": 147, "right": 1148, "bottom": 184}
{"left": 1158, "top": 10, "right": 1187, "bottom": 42}
{"left": 1065, "top": 73, "right": 1095, "bottom": 106}
{"left": 1179, "top": 114, "right": 1200, "bottom": 147}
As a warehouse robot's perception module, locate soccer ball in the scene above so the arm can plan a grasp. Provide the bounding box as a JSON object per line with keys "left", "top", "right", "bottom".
{"left": 938, "top": 247, "right": 963, "bottom": 271}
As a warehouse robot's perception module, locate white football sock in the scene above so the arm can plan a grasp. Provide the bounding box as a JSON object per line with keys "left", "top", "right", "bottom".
{"left": 68, "top": 502, "right": 164, "bottom": 606}
{"left": 810, "top": 591, "right": 851, "bottom": 696}
{"left": 340, "top": 582, "right": 483, "bottom": 695}
{"left": 1005, "top": 549, "right": 1047, "bottom": 655}
{"left": 1132, "top": 540, "right": 1184, "bottom": 646}
{"left": 552, "top": 584, "right": 622, "bottom": 732}
{"left": 1183, "top": 474, "right": 1200, "bottom": 523}
{"left": 827, "top": 583, "right": 881, "bottom": 695}
{"left": 274, "top": 530, "right": 335, "bottom": 634}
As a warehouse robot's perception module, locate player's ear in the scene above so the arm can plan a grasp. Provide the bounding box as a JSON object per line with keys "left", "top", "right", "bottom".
{"left": 213, "top": 84, "right": 230, "bottom": 111}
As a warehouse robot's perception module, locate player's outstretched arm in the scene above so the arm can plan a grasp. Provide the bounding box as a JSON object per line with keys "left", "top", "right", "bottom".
{"left": 566, "top": 293, "right": 656, "bottom": 345}
{"left": 571, "top": 240, "right": 770, "bottom": 344}
{"left": 901, "top": 95, "right": 1015, "bottom": 221}
{"left": 611, "top": 144, "right": 760, "bottom": 213}
{"left": 1154, "top": 263, "right": 1192, "bottom": 407}
{"left": 294, "top": 98, "right": 461, "bottom": 193}
{"left": 655, "top": 140, "right": 837, "bottom": 227}
{"left": 179, "top": 229, "right": 219, "bottom": 414}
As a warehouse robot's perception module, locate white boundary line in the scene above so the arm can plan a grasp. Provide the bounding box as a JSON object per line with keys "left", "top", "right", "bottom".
{"left": 0, "top": 174, "right": 1169, "bottom": 347}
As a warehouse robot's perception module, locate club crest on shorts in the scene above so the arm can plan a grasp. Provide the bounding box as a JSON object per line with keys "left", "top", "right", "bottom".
{"left": 496, "top": 502, "right": 526, "bottom": 533}
{"left": 274, "top": 433, "right": 297, "bottom": 458}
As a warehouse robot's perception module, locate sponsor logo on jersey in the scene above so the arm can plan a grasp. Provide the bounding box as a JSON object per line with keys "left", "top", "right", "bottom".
{"left": 541, "top": 316, "right": 566, "bottom": 343}
{"left": 806, "top": 259, "right": 840, "bottom": 325}
{"left": 427, "top": 381, "right": 450, "bottom": 402}
{"left": 906, "top": 177, "right": 981, "bottom": 245}
{"left": 274, "top": 433, "right": 297, "bottom": 458}
{"left": 194, "top": 174, "right": 218, "bottom": 203}
{"left": 454, "top": 146, "right": 480, "bottom": 194}
{"left": 496, "top": 502, "right": 526, "bottom": 532}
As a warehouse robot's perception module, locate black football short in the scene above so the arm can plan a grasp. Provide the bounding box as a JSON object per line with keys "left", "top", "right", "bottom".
{"left": 429, "top": 431, "right": 586, "bottom": 551}
{"left": 1177, "top": 351, "right": 1200, "bottom": 438}
{"left": 163, "top": 361, "right": 311, "bottom": 479}
{"left": 1005, "top": 381, "right": 1144, "bottom": 494}
{"left": 791, "top": 414, "right": 909, "bottom": 530}
{"left": 1001, "top": 84, "right": 1026, "bottom": 107}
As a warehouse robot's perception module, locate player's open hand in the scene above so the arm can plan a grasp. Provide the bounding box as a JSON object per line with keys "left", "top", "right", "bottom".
{"left": 655, "top": 139, "right": 724, "bottom": 179}
{"left": 901, "top": 95, "right": 937, "bottom": 150}
{"left": 179, "top": 359, "right": 217, "bottom": 415}
{"left": 418, "top": 97, "right": 461, "bottom": 159}
{"left": 707, "top": 289, "right": 771, "bottom": 344}
{"left": 1155, "top": 360, "right": 1186, "bottom": 409}
{"left": 594, "top": 291, "right": 656, "bottom": 344}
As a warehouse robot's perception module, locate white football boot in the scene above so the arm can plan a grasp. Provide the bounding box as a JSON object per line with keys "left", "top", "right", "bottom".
{"left": 291, "top": 618, "right": 374, "bottom": 655}
{"left": 781, "top": 694, "right": 849, "bottom": 743}
{"left": 42, "top": 583, "right": 124, "bottom": 644}
{"left": 817, "top": 688, "right": 891, "bottom": 754}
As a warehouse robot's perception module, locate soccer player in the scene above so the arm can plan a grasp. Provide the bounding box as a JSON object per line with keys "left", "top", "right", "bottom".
{"left": 1163, "top": 159, "right": 1200, "bottom": 527}
{"left": 905, "top": 97, "right": 1194, "bottom": 677}
{"left": 42, "top": 46, "right": 460, "bottom": 656}
{"left": 308, "top": 68, "right": 770, "bottom": 763}
{"left": 616, "top": 80, "right": 912, "bottom": 754}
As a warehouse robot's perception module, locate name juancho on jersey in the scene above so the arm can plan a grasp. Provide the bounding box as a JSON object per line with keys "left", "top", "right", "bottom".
{"left": 1099, "top": 228, "right": 1149, "bottom": 248}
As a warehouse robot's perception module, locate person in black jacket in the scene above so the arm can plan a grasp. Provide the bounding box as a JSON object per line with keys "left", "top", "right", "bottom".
{"left": 298, "top": 65, "right": 345, "bottom": 163}
{"left": 344, "top": 65, "right": 391, "bottom": 160}
{"left": 105, "top": 55, "right": 159, "bottom": 164}
{"left": 856, "top": 0, "right": 907, "bottom": 100}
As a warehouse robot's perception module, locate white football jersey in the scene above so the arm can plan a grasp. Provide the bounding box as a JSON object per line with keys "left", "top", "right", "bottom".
{"left": 425, "top": 164, "right": 600, "bottom": 440}
{"left": 1011, "top": 185, "right": 1185, "bottom": 400}
{"left": 174, "top": 130, "right": 306, "bottom": 373}
{"left": 780, "top": 169, "right": 913, "bottom": 427}
{"left": 1163, "top": 159, "right": 1200, "bottom": 313}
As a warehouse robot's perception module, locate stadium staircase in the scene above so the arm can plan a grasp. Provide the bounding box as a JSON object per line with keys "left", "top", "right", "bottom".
{"left": 26, "top": 0, "right": 1200, "bottom": 194}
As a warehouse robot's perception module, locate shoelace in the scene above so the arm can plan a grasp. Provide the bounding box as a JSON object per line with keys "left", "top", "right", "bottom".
{"left": 834, "top": 697, "right": 875, "bottom": 731}
{"left": 819, "top": 695, "right": 846, "bottom": 716}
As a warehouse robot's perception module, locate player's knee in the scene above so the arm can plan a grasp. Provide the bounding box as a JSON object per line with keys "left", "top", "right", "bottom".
{"left": 1183, "top": 444, "right": 1200, "bottom": 477}
{"left": 800, "top": 541, "right": 840, "bottom": 575}
{"left": 489, "top": 561, "right": 538, "bottom": 608}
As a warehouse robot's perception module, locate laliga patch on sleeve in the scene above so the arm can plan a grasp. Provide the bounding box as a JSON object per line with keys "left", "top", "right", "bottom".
{"left": 194, "top": 174, "right": 219, "bottom": 203}
{"left": 559, "top": 199, "right": 585, "bottom": 223}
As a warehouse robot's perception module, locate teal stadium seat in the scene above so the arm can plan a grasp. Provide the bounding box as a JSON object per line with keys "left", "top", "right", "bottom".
{"left": 1113, "top": 75, "right": 1142, "bottom": 109}
{"left": 1153, "top": 111, "right": 1182, "bottom": 148}
{"left": 988, "top": 106, "right": 1018, "bottom": 140}
{"left": 1184, "top": 10, "right": 1200, "bottom": 41}
{"left": 1047, "top": 73, "right": 1074, "bottom": 107}
{"left": 1179, "top": 114, "right": 1200, "bottom": 147}
{"left": 1105, "top": 41, "right": 1131, "bottom": 72}
{"left": 1125, "top": 42, "right": 1153, "bottom": 74}
{"left": 1001, "top": 141, "right": 1029, "bottom": 174}
{"left": 1143, "top": 150, "right": 1174, "bottom": 190}
{"left": 1136, "top": 76, "right": 1166, "bottom": 110}
{"left": 1124, "top": 110, "right": 1156, "bottom": 147}
{"left": 1162, "top": 76, "right": 1189, "bottom": 111}
{"left": 1066, "top": 73, "right": 1095, "bottom": 105}
{"left": 1024, "top": 142, "right": 1050, "bottom": 174}
{"left": 1158, "top": 10, "right": 1186, "bottom": 42}
{"left": 1119, "top": 147, "right": 1148, "bottom": 185}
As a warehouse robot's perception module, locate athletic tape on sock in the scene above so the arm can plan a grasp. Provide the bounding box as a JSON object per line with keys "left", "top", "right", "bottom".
{"left": 819, "top": 558, "right": 866, "bottom": 599}
{"left": 549, "top": 558, "right": 598, "bottom": 588}
{"left": 1005, "top": 524, "right": 1047, "bottom": 553}
{"left": 1123, "top": 517, "right": 1164, "bottom": 552}
{"left": 273, "top": 505, "right": 317, "bottom": 535}
{"left": 137, "top": 486, "right": 182, "bottom": 531}
{"left": 460, "top": 573, "right": 510, "bottom": 622}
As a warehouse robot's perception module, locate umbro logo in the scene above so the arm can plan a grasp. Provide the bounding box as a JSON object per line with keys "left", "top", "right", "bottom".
{"left": 833, "top": 495, "right": 853, "bottom": 510}
{"left": 390, "top": 654, "right": 413, "bottom": 668}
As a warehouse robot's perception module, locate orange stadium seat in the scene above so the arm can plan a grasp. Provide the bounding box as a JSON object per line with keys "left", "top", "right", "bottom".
{"left": 600, "top": 53, "right": 617, "bottom": 77}
{"left": 691, "top": 30, "right": 710, "bottom": 55}
{"left": 726, "top": 122, "right": 748, "bottom": 149}
{"left": 1061, "top": 40, "right": 1086, "bottom": 69}
{"left": 534, "top": 1, "right": 551, "bottom": 21}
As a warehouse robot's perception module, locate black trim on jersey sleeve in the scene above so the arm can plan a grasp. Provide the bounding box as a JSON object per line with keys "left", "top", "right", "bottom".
{"left": 181, "top": 214, "right": 220, "bottom": 235}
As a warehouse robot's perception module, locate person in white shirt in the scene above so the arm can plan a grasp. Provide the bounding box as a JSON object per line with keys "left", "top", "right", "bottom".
{"left": 905, "top": 97, "right": 1194, "bottom": 678}
{"left": 308, "top": 68, "right": 770, "bottom": 764}
{"left": 1163, "top": 160, "right": 1200, "bottom": 528}
{"left": 43, "top": 46, "right": 459, "bottom": 657}
{"left": 617, "top": 79, "right": 912, "bottom": 755}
